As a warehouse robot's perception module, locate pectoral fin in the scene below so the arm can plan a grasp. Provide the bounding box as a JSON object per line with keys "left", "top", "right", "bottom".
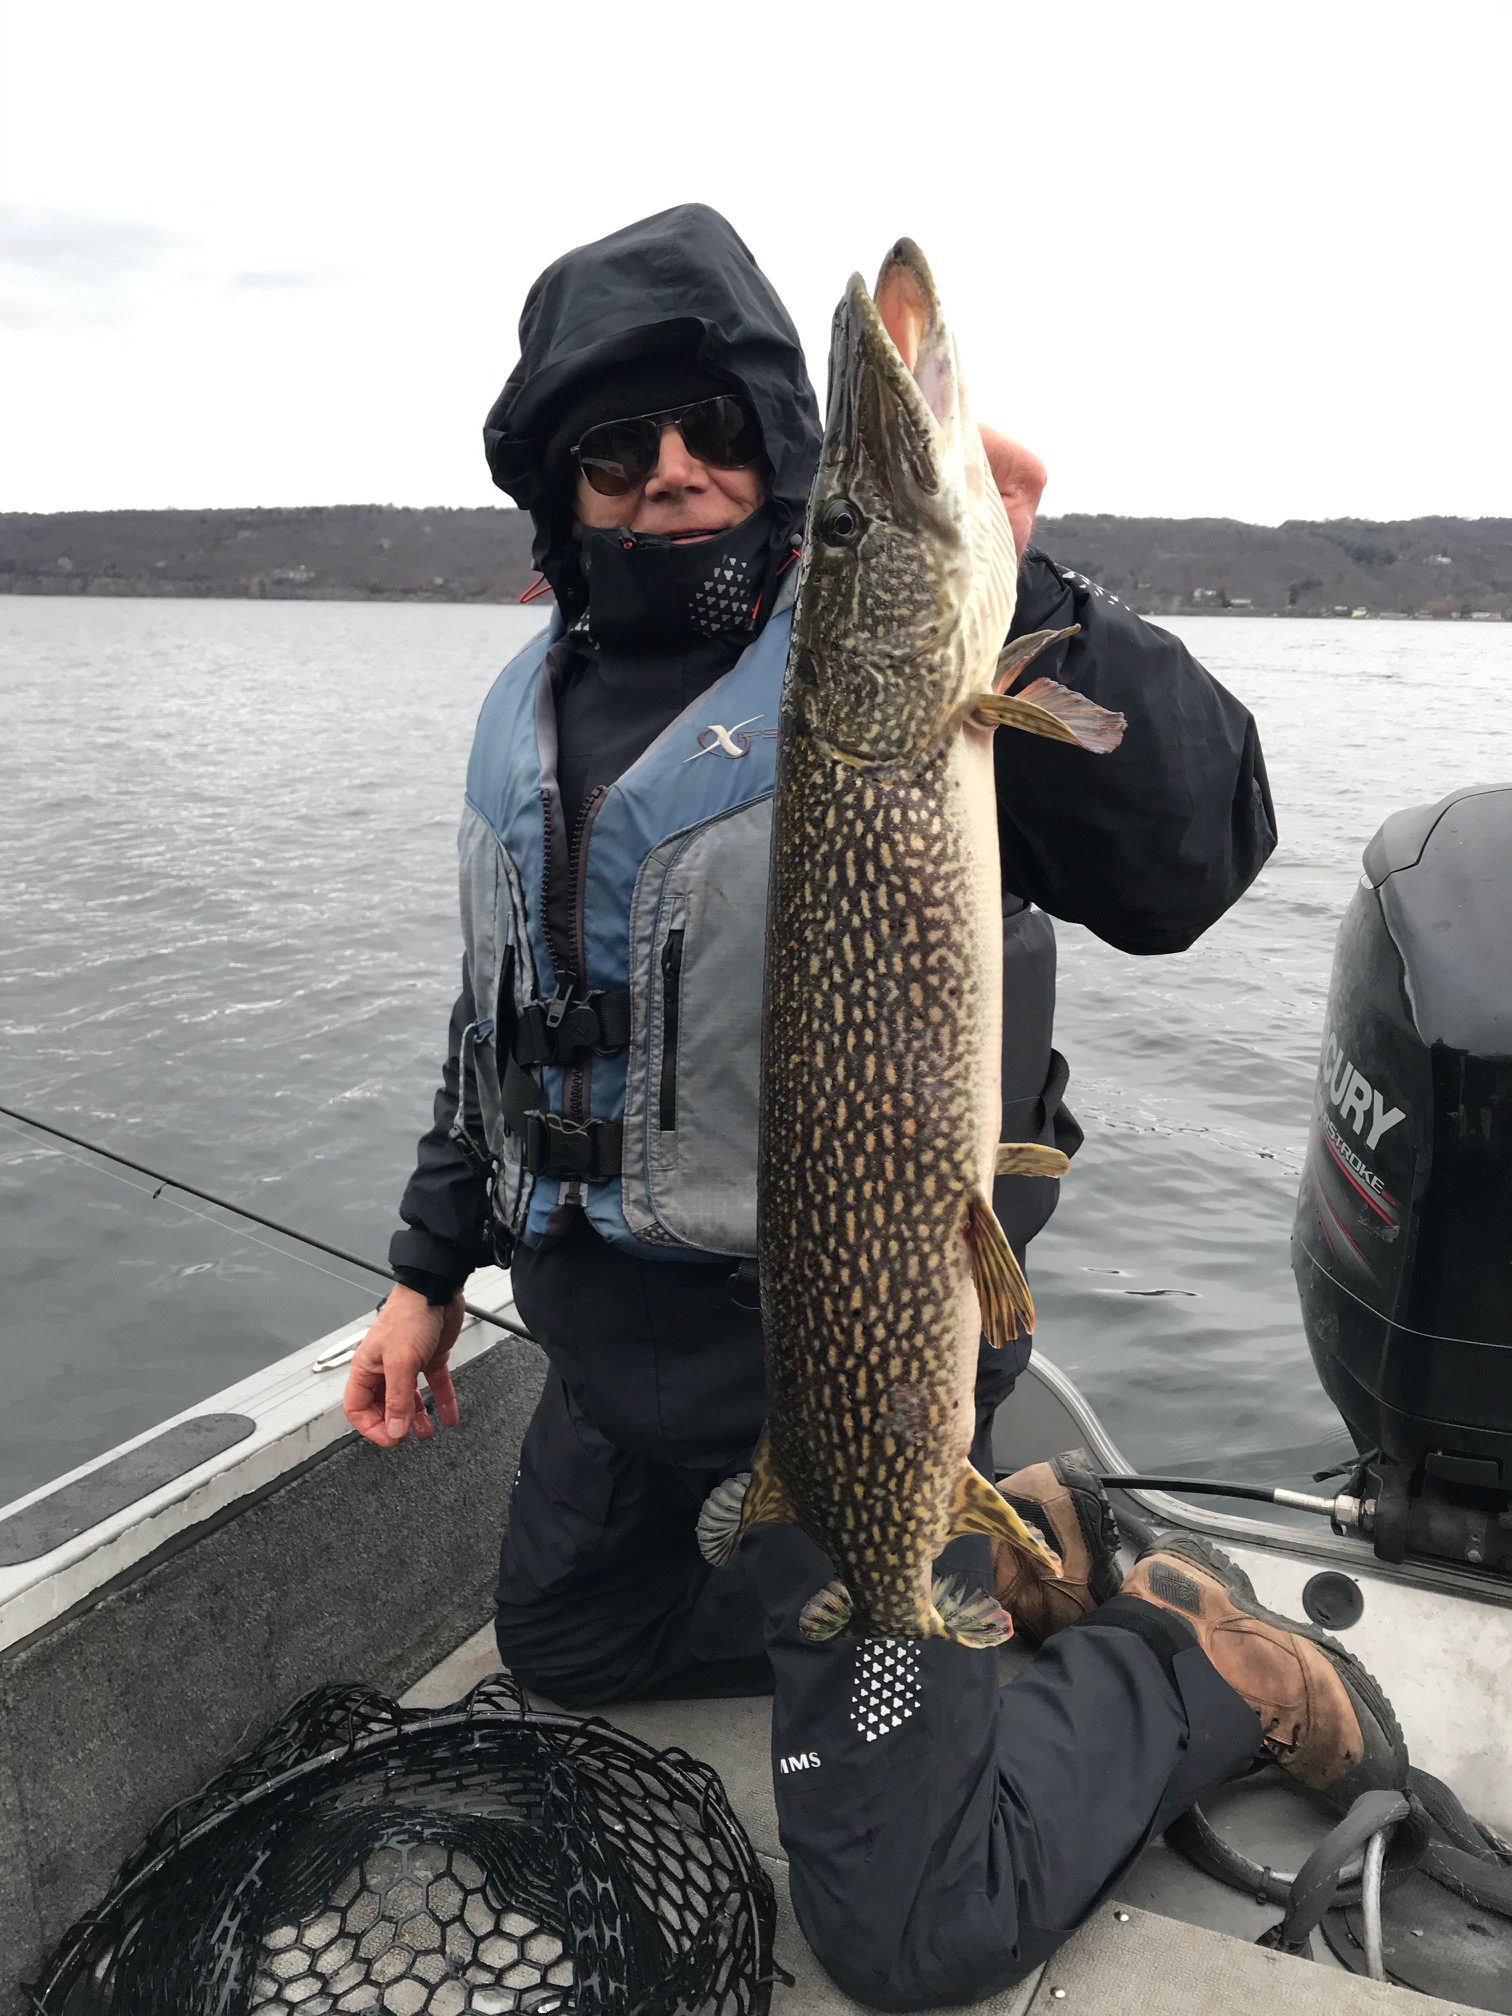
{"left": 799, "top": 1579, "right": 854, "bottom": 1643}
{"left": 993, "top": 625, "right": 1080, "bottom": 693}
{"left": 964, "top": 1189, "right": 1036, "bottom": 1345}
{"left": 995, "top": 1142, "right": 1072, "bottom": 1179}
{"left": 930, "top": 1573, "right": 1014, "bottom": 1649}
{"left": 948, "top": 1462, "right": 1061, "bottom": 1574}
{"left": 972, "top": 679, "right": 1127, "bottom": 754}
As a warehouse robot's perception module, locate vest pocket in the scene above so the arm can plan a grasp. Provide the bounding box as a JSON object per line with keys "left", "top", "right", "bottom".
{"left": 621, "top": 797, "right": 771, "bottom": 1257}
{"left": 658, "top": 924, "right": 686, "bottom": 1130}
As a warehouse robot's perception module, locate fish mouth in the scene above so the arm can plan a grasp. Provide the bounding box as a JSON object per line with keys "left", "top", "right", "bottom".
{"left": 828, "top": 238, "right": 959, "bottom": 502}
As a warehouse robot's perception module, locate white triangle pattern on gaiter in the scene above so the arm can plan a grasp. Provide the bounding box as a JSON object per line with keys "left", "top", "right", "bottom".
{"left": 849, "top": 1641, "right": 923, "bottom": 1743}
{"left": 689, "top": 554, "right": 754, "bottom": 637}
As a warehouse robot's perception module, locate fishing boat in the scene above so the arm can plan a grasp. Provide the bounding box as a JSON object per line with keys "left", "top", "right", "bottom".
{"left": 4, "top": 784, "right": 1509, "bottom": 2015}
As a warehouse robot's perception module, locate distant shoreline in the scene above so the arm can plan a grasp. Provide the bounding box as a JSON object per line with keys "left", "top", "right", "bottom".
{"left": 3, "top": 505, "right": 1510, "bottom": 622}
{"left": 5, "top": 581, "right": 1499, "bottom": 621}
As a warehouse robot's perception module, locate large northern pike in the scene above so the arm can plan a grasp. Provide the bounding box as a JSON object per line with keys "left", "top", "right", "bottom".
{"left": 699, "top": 241, "right": 1126, "bottom": 1646}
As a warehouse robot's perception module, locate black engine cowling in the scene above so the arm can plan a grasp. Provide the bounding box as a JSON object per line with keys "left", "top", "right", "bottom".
{"left": 1293, "top": 784, "right": 1512, "bottom": 1555}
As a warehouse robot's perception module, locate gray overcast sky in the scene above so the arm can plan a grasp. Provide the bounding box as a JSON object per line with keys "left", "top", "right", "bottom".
{"left": 2, "top": 0, "right": 1508, "bottom": 523}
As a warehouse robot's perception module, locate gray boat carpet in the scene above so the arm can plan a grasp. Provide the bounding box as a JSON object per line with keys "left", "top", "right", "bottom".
{"left": 406, "top": 1629, "right": 1493, "bottom": 2014}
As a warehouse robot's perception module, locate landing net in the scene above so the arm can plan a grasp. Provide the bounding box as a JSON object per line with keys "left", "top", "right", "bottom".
{"left": 29, "top": 1675, "right": 777, "bottom": 2016}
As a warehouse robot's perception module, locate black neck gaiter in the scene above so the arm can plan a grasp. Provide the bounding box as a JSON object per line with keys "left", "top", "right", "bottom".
{"left": 576, "top": 509, "right": 777, "bottom": 655}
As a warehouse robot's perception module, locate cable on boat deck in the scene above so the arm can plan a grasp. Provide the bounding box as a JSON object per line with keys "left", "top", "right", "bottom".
{"left": 1167, "top": 1728, "right": 1512, "bottom": 1989}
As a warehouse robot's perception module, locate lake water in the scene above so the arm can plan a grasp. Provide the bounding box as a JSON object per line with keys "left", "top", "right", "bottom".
{"left": 2, "top": 599, "right": 1508, "bottom": 1505}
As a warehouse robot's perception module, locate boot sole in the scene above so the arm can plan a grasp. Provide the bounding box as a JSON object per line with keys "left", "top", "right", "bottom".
{"left": 1050, "top": 1448, "right": 1125, "bottom": 1607}
{"left": 1152, "top": 1532, "right": 1407, "bottom": 1804}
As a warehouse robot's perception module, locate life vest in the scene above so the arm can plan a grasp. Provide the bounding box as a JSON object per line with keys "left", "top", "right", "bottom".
{"left": 455, "top": 580, "right": 1073, "bottom": 1265}
{"left": 455, "top": 586, "right": 791, "bottom": 1261}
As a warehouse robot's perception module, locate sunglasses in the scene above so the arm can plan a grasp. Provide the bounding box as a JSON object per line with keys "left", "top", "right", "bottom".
{"left": 573, "top": 394, "right": 763, "bottom": 498}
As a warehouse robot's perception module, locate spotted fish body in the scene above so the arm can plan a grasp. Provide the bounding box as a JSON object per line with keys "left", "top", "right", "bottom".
{"left": 698, "top": 242, "right": 1125, "bottom": 1646}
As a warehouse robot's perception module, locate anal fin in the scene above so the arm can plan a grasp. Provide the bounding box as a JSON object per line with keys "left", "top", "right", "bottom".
{"left": 948, "top": 1461, "right": 1061, "bottom": 1574}
{"left": 995, "top": 1142, "right": 1071, "bottom": 1179}
{"left": 696, "top": 1433, "right": 798, "bottom": 1569}
{"left": 696, "top": 1473, "right": 751, "bottom": 1567}
{"left": 964, "top": 1189, "right": 1035, "bottom": 1345}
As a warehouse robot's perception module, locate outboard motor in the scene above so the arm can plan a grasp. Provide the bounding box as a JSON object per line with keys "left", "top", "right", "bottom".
{"left": 1294, "top": 784, "right": 1512, "bottom": 1572}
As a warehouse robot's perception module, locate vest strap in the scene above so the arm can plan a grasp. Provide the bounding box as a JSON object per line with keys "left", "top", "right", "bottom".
{"left": 449, "top": 1017, "right": 498, "bottom": 1175}
{"left": 447, "top": 1116, "right": 496, "bottom": 1176}
{"left": 520, "top": 1111, "right": 624, "bottom": 1182}
{"left": 511, "top": 988, "right": 631, "bottom": 1066}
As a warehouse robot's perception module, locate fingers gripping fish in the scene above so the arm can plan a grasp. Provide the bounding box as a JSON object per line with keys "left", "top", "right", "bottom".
{"left": 699, "top": 241, "right": 1126, "bottom": 1647}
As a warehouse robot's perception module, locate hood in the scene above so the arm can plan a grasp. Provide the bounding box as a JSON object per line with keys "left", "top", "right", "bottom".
{"left": 483, "top": 204, "right": 821, "bottom": 617}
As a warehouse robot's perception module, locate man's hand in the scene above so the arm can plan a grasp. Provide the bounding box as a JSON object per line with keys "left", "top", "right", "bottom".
{"left": 343, "top": 1284, "right": 465, "bottom": 1447}
{"left": 980, "top": 425, "right": 1048, "bottom": 561}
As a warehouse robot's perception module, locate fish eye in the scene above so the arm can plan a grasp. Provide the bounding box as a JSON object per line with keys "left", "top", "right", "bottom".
{"left": 817, "top": 498, "right": 863, "bottom": 547}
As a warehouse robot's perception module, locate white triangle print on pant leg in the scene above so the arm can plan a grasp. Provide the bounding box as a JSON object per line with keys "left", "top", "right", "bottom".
{"left": 848, "top": 1641, "right": 922, "bottom": 1742}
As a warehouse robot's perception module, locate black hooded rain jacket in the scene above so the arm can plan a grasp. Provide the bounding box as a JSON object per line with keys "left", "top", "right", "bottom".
{"left": 391, "top": 205, "right": 1277, "bottom": 1450}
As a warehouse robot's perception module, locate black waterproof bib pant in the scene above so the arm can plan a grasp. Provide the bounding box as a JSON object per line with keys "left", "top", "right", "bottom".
{"left": 495, "top": 1219, "right": 1262, "bottom": 2011}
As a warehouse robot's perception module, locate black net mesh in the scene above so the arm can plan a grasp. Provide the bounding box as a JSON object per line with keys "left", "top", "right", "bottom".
{"left": 29, "top": 1675, "right": 778, "bottom": 2016}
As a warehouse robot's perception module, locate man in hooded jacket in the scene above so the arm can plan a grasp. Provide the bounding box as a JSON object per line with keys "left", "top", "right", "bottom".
{"left": 345, "top": 207, "right": 1407, "bottom": 2008}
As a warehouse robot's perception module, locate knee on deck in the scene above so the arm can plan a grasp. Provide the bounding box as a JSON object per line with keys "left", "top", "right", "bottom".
{"left": 791, "top": 1869, "right": 1033, "bottom": 2012}
{"left": 493, "top": 1596, "right": 636, "bottom": 1710}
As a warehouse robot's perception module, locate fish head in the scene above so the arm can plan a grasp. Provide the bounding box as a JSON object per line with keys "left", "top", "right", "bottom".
{"left": 790, "top": 239, "right": 1017, "bottom": 767}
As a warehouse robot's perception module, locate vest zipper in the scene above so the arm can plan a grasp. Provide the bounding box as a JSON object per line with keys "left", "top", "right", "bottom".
{"left": 659, "top": 926, "right": 686, "bottom": 1130}
{"left": 538, "top": 787, "right": 567, "bottom": 985}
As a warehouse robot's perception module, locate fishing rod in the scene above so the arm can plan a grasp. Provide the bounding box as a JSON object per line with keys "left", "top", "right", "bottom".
{"left": 0, "top": 1101, "right": 535, "bottom": 1347}
{"left": 0, "top": 1102, "right": 1375, "bottom": 1526}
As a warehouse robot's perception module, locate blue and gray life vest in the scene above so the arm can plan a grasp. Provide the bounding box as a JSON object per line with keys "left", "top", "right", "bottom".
{"left": 453, "top": 582, "right": 795, "bottom": 1262}
{"left": 454, "top": 570, "right": 1072, "bottom": 1272}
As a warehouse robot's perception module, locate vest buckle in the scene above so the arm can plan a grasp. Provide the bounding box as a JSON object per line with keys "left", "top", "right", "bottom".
{"left": 521, "top": 1111, "right": 624, "bottom": 1182}
{"left": 512, "top": 990, "right": 631, "bottom": 1067}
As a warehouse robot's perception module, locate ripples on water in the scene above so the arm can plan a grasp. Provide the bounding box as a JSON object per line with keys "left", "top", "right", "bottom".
{"left": 1, "top": 600, "right": 1508, "bottom": 1502}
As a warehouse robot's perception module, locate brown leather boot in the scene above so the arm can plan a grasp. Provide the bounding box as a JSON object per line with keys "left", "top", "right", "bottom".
{"left": 992, "top": 1449, "right": 1124, "bottom": 1644}
{"left": 1124, "top": 1534, "right": 1408, "bottom": 1804}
